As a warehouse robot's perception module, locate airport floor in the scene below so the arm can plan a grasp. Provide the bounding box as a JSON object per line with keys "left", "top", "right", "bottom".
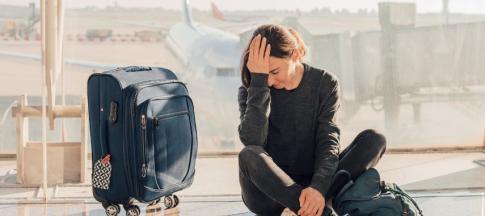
{"left": 0, "top": 152, "right": 484, "bottom": 216}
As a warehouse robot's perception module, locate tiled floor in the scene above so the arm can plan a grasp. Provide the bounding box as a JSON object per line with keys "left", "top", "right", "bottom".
{"left": 0, "top": 191, "right": 484, "bottom": 216}
{"left": 0, "top": 152, "right": 484, "bottom": 215}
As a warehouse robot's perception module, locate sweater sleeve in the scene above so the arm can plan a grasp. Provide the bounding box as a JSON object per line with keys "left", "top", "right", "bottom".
{"left": 237, "top": 73, "right": 271, "bottom": 147}
{"left": 309, "top": 78, "right": 341, "bottom": 196}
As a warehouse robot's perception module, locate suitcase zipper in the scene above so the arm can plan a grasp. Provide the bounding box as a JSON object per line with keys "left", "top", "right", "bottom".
{"left": 142, "top": 95, "right": 190, "bottom": 131}
{"left": 153, "top": 110, "right": 189, "bottom": 127}
{"left": 141, "top": 114, "right": 147, "bottom": 178}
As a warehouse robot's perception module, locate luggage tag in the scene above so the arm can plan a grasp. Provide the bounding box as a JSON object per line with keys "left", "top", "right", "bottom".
{"left": 93, "top": 154, "right": 112, "bottom": 190}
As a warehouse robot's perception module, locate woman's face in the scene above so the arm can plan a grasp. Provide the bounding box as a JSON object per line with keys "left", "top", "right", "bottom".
{"left": 267, "top": 51, "right": 299, "bottom": 89}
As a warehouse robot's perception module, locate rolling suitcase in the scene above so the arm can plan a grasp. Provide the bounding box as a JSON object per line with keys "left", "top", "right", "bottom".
{"left": 87, "top": 66, "right": 198, "bottom": 216}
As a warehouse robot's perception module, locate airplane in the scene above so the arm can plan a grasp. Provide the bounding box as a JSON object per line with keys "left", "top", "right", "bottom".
{"left": 165, "top": 0, "right": 243, "bottom": 81}
{"left": 1, "top": 0, "right": 249, "bottom": 94}
{"left": 0, "top": 0, "right": 258, "bottom": 148}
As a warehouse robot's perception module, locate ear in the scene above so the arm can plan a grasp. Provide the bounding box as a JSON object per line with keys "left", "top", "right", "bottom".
{"left": 291, "top": 49, "right": 301, "bottom": 62}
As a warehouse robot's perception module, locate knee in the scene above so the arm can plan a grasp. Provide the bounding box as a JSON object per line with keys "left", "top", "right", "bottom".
{"left": 358, "top": 129, "right": 387, "bottom": 153}
{"left": 238, "top": 145, "right": 265, "bottom": 168}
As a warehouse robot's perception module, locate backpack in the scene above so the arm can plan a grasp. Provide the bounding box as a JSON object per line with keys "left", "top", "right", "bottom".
{"left": 332, "top": 168, "right": 423, "bottom": 216}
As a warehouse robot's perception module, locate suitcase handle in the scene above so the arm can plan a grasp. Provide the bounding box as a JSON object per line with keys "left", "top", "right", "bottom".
{"left": 125, "top": 66, "right": 152, "bottom": 72}
{"left": 109, "top": 101, "right": 118, "bottom": 124}
{"left": 100, "top": 110, "right": 110, "bottom": 157}
{"left": 98, "top": 78, "right": 110, "bottom": 158}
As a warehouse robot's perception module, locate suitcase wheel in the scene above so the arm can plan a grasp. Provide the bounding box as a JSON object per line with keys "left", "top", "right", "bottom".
{"left": 102, "top": 203, "right": 120, "bottom": 216}
{"left": 124, "top": 204, "right": 140, "bottom": 216}
{"left": 163, "top": 194, "right": 179, "bottom": 209}
{"left": 173, "top": 195, "right": 179, "bottom": 207}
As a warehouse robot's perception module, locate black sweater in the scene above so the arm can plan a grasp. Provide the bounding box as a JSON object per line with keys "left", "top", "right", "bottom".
{"left": 237, "top": 63, "right": 341, "bottom": 196}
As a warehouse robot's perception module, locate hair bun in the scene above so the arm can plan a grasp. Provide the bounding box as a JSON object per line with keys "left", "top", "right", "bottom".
{"left": 287, "top": 28, "right": 307, "bottom": 58}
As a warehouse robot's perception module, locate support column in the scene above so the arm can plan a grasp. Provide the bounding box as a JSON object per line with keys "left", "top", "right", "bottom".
{"left": 378, "top": 2, "right": 416, "bottom": 134}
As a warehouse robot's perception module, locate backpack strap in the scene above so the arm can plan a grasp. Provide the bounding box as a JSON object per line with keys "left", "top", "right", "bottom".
{"left": 384, "top": 183, "right": 424, "bottom": 216}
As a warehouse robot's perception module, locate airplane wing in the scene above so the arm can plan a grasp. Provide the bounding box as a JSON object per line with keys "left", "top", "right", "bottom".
{"left": 0, "top": 51, "right": 118, "bottom": 71}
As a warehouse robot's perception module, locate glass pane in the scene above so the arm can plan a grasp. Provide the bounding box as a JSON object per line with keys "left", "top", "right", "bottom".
{"left": 1, "top": 0, "right": 483, "bottom": 153}
{"left": 293, "top": 1, "right": 485, "bottom": 149}
{"left": 0, "top": 2, "right": 41, "bottom": 154}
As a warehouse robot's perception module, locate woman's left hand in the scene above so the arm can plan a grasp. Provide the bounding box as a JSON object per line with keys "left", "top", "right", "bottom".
{"left": 246, "top": 34, "right": 271, "bottom": 74}
{"left": 298, "top": 187, "right": 325, "bottom": 216}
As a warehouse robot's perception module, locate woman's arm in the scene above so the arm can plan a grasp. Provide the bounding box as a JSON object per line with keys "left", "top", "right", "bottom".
{"left": 238, "top": 34, "right": 271, "bottom": 147}
{"left": 237, "top": 74, "right": 270, "bottom": 147}
{"left": 309, "top": 78, "right": 341, "bottom": 197}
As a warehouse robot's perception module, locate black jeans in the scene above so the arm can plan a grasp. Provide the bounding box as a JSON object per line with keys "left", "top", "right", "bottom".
{"left": 238, "top": 129, "right": 387, "bottom": 216}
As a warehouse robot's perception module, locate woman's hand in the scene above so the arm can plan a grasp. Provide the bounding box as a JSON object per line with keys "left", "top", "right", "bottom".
{"left": 246, "top": 34, "right": 271, "bottom": 74}
{"left": 298, "top": 187, "right": 325, "bottom": 216}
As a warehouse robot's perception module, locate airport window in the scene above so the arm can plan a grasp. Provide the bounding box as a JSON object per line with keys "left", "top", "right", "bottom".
{"left": 0, "top": 1, "right": 484, "bottom": 215}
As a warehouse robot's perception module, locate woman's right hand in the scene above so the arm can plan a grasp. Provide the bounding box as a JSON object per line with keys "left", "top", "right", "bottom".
{"left": 246, "top": 34, "right": 271, "bottom": 74}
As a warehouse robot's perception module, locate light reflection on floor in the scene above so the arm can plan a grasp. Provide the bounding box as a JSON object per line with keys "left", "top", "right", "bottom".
{"left": 1, "top": 152, "right": 484, "bottom": 216}
{"left": 0, "top": 192, "right": 484, "bottom": 216}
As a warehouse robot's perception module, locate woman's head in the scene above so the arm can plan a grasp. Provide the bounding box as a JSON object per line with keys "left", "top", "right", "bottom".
{"left": 241, "top": 24, "right": 307, "bottom": 89}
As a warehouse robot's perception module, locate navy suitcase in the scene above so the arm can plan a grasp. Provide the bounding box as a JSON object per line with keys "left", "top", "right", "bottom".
{"left": 87, "top": 66, "right": 198, "bottom": 215}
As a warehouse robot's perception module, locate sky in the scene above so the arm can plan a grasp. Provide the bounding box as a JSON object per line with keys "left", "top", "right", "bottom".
{"left": 0, "top": 0, "right": 484, "bottom": 14}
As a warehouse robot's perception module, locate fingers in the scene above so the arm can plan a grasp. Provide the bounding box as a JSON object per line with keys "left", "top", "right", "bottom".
{"left": 299, "top": 195, "right": 322, "bottom": 216}
{"left": 303, "top": 196, "right": 311, "bottom": 208}
{"left": 305, "top": 201, "right": 315, "bottom": 216}
{"left": 264, "top": 44, "right": 271, "bottom": 63}
{"left": 249, "top": 35, "right": 257, "bottom": 61}
{"left": 302, "top": 201, "right": 321, "bottom": 216}
{"left": 259, "top": 37, "right": 267, "bottom": 60}
{"left": 309, "top": 203, "right": 319, "bottom": 216}
{"left": 301, "top": 198, "right": 311, "bottom": 215}
{"left": 316, "top": 205, "right": 324, "bottom": 216}
{"left": 298, "top": 191, "right": 306, "bottom": 215}
{"left": 254, "top": 34, "right": 262, "bottom": 60}
{"left": 299, "top": 190, "right": 306, "bottom": 207}
{"left": 298, "top": 208, "right": 305, "bottom": 216}
{"left": 246, "top": 34, "right": 271, "bottom": 74}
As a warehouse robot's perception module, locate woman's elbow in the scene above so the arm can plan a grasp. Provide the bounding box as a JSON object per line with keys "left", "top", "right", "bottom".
{"left": 238, "top": 125, "right": 265, "bottom": 147}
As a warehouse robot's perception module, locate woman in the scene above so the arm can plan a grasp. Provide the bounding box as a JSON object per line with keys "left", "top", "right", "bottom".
{"left": 237, "top": 24, "right": 387, "bottom": 216}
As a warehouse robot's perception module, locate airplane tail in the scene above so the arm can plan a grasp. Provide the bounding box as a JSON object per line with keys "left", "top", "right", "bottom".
{"left": 211, "top": 2, "right": 226, "bottom": 21}
{"left": 182, "top": 0, "right": 194, "bottom": 27}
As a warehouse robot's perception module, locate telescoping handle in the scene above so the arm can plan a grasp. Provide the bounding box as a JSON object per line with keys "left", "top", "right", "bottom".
{"left": 124, "top": 66, "right": 152, "bottom": 72}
